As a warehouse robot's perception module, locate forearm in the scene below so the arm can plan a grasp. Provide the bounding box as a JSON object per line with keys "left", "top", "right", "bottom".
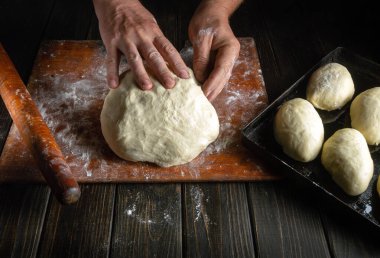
{"left": 197, "top": 0, "right": 243, "bottom": 17}
{"left": 93, "top": 0, "right": 142, "bottom": 19}
{"left": 93, "top": 0, "right": 139, "bottom": 7}
{"left": 93, "top": 0, "right": 149, "bottom": 26}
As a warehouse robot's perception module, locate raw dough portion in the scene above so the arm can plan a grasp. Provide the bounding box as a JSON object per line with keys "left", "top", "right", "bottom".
{"left": 274, "top": 98, "right": 324, "bottom": 162}
{"left": 350, "top": 87, "right": 380, "bottom": 145}
{"left": 100, "top": 69, "right": 220, "bottom": 167}
{"left": 321, "top": 128, "right": 374, "bottom": 196}
{"left": 306, "top": 62, "right": 355, "bottom": 111}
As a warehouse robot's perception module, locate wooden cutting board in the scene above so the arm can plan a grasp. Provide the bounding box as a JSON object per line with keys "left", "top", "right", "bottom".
{"left": 0, "top": 38, "right": 280, "bottom": 183}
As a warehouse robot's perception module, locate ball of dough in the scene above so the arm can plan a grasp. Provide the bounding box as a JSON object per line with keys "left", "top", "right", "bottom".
{"left": 321, "top": 128, "right": 374, "bottom": 196}
{"left": 100, "top": 69, "right": 220, "bottom": 167}
{"left": 274, "top": 98, "right": 324, "bottom": 162}
{"left": 306, "top": 63, "right": 355, "bottom": 111}
{"left": 350, "top": 87, "right": 380, "bottom": 145}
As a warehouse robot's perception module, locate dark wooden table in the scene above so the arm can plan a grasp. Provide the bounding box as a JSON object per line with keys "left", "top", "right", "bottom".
{"left": 1, "top": 0, "right": 380, "bottom": 257}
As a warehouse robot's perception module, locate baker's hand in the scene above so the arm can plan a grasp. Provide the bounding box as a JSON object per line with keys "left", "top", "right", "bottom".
{"left": 189, "top": 0, "right": 241, "bottom": 101}
{"left": 93, "top": 0, "right": 189, "bottom": 90}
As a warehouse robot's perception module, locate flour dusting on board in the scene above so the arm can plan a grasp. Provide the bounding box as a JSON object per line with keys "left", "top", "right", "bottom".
{"left": 1, "top": 40, "right": 269, "bottom": 182}
{"left": 32, "top": 73, "right": 109, "bottom": 177}
{"left": 28, "top": 47, "right": 132, "bottom": 178}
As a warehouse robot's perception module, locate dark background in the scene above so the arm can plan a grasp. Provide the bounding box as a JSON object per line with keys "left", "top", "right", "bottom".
{"left": 1, "top": 0, "right": 380, "bottom": 257}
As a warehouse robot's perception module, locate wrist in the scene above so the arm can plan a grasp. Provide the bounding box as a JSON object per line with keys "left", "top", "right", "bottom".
{"left": 93, "top": 0, "right": 140, "bottom": 6}
{"left": 196, "top": 0, "right": 243, "bottom": 17}
{"left": 94, "top": 0, "right": 155, "bottom": 27}
{"left": 93, "top": 0, "right": 142, "bottom": 16}
{"left": 190, "top": 3, "right": 231, "bottom": 32}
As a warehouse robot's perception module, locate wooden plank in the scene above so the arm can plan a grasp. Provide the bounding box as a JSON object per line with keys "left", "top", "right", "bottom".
{"left": 0, "top": 184, "right": 50, "bottom": 257}
{"left": 35, "top": 2, "right": 116, "bottom": 258}
{"left": 108, "top": 6, "right": 181, "bottom": 258}
{"left": 142, "top": 0, "right": 196, "bottom": 49}
{"left": 87, "top": 11, "right": 101, "bottom": 40}
{"left": 240, "top": 3, "right": 331, "bottom": 256}
{"left": 110, "top": 184, "right": 182, "bottom": 257}
{"left": 0, "top": 1, "right": 56, "bottom": 257}
{"left": 0, "top": 0, "right": 56, "bottom": 82}
{"left": 183, "top": 183, "right": 255, "bottom": 257}
{"left": 319, "top": 205, "right": 380, "bottom": 258}
{"left": 0, "top": 38, "right": 279, "bottom": 183}
{"left": 249, "top": 0, "right": 380, "bottom": 254}
{"left": 300, "top": 1, "right": 380, "bottom": 63}
{"left": 296, "top": 2, "right": 380, "bottom": 256}
{"left": 37, "top": 184, "right": 115, "bottom": 257}
{"left": 247, "top": 181, "right": 330, "bottom": 258}
{"left": 240, "top": 0, "right": 327, "bottom": 102}
{"left": 0, "top": 0, "right": 56, "bottom": 151}
{"left": 0, "top": 102, "right": 11, "bottom": 153}
{"left": 43, "top": 0, "right": 94, "bottom": 40}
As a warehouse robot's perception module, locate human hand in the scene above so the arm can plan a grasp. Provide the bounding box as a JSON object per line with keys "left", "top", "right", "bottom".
{"left": 93, "top": 0, "right": 189, "bottom": 90}
{"left": 189, "top": 1, "right": 241, "bottom": 101}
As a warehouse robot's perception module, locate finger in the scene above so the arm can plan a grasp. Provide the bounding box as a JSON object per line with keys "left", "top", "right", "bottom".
{"left": 202, "top": 42, "right": 240, "bottom": 101}
{"left": 139, "top": 43, "right": 175, "bottom": 89}
{"left": 154, "top": 36, "right": 189, "bottom": 79}
{"left": 204, "top": 76, "right": 226, "bottom": 102}
{"left": 192, "top": 30, "right": 213, "bottom": 82}
{"left": 120, "top": 42, "right": 152, "bottom": 90}
{"left": 105, "top": 47, "right": 120, "bottom": 89}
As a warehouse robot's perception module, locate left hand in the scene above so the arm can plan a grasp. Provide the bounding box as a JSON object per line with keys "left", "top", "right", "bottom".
{"left": 189, "top": 1, "right": 241, "bottom": 101}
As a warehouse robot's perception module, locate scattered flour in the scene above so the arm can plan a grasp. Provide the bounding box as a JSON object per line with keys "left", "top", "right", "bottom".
{"left": 195, "top": 27, "right": 216, "bottom": 46}
{"left": 6, "top": 40, "right": 266, "bottom": 181}
{"left": 364, "top": 204, "right": 372, "bottom": 214}
{"left": 122, "top": 189, "right": 177, "bottom": 226}
{"left": 190, "top": 185, "right": 214, "bottom": 225}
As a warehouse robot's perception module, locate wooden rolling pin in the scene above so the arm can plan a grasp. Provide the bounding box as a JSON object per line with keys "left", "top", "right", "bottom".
{"left": 0, "top": 44, "right": 81, "bottom": 205}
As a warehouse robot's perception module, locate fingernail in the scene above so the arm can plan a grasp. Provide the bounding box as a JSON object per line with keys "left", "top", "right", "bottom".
{"left": 165, "top": 78, "right": 175, "bottom": 88}
{"left": 180, "top": 69, "right": 190, "bottom": 79}
{"left": 110, "top": 79, "right": 118, "bottom": 89}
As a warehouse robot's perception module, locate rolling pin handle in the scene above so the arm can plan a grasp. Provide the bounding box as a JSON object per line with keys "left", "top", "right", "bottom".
{"left": 60, "top": 187, "right": 81, "bottom": 205}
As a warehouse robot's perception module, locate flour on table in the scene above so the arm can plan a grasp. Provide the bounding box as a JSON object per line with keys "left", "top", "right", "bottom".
{"left": 121, "top": 189, "right": 178, "bottom": 226}
{"left": 15, "top": 40, "right": 267, "bottom": 181}
{"left": 29, "top": 51, "right": 131, "bottom": 178}
{"left": 190, "top": 185, "right": 216, "bottom": 225}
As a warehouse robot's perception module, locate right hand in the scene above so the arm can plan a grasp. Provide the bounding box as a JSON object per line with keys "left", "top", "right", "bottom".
{"left": 93, "top": 0, "right": 189, "bottom": 90}
{"left": 188, "top": 1, "right": 241, "bottom": 101}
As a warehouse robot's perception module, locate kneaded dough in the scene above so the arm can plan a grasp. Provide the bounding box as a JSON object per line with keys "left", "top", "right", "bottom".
{"left": 350, "top": 87, "right": 380, "bottom": 145}
{"left": 100, "top": 68, "right": 220, "bottom": 167}
{"left": 321, "top": 128, "right": 374, "bottom": 196}
{"left": 274, "top": 98, "right": 324, "bottom": 162}
{"left": 306, "top": 63, "right": 355, "bottom": 111}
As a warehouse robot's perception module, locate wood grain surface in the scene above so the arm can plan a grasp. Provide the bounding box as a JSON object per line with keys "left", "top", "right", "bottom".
{"left": 2, "top": 0, "right": 380, "bottom": 257}
{"left": 37, "top": 184, "right": 115, "bottom": 257}
{"left": 111, "top": 184, "right": 182, "bottom": 257}
{"left": 183, "top": 183, "right": 255, "bottom": 257}
{"left": 0, "top": 38, "right": 280, "bottom": 183}
{"left": 0, "top": 44, "right": 80, "bottom": 204}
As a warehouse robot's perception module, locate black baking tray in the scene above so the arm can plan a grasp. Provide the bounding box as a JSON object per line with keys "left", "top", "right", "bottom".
{"left": 242, "top": 47, "right": 380, "bottom": 229}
